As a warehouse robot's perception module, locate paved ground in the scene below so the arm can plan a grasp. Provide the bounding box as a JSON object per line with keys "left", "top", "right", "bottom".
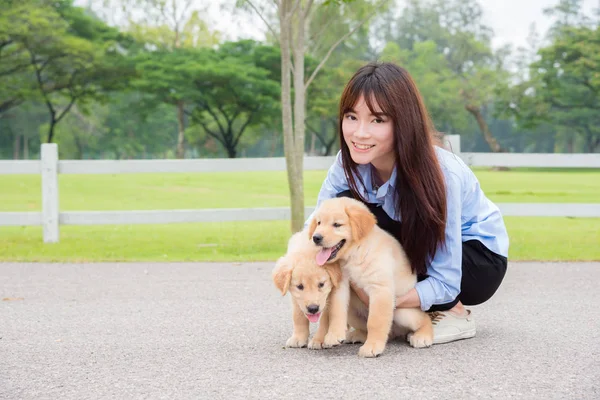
{"left": 1, "top": 261, "right": 599, "bottom": 399}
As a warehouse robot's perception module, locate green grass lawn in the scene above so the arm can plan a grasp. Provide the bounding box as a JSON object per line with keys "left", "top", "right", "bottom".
{"left": 1, "top": 168, "right": 599, "bottom": 262}
{"left": 1, "top": 217, "right": 598, "bottom": 262}
{"left": 2, "top": 168, "right": 600, "bottom": 212}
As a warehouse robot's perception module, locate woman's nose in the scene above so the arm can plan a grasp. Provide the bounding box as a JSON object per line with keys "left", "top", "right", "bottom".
{"left": 354, "top": 122, "right": 370, "bottom": 138}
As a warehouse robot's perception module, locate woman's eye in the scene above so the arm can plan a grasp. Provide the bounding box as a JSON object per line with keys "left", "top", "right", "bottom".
{"left": 345, "top": 114, "right": 357, "bottom": 121}
{"left": 318, "top": 282, "right": 325, "bottom": 288}
{"left": 333, "top": 223, "right": 342, "bottom": 228}
{"left": 374, "top": 118, "right": 385, "bottom": 124}
{"left": 297, "top": 284, "right": 304, "bottom": 290}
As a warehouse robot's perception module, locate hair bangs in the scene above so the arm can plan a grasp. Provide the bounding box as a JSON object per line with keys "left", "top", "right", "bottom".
{"left": 340, "top": 72, "right": 393, "bottom": 119}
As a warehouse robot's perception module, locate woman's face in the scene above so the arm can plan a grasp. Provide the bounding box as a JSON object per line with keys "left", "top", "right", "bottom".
{"left": 342, "top": 95, "right": 395, "bottom": 180}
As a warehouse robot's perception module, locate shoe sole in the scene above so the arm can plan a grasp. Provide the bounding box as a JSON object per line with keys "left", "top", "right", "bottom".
{"left": 433, "top": 329, "right": 476, "bottom": 345}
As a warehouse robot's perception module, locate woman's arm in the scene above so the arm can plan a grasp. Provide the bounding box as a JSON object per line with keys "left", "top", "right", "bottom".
{"left": 413, "top": 170, "right": 463, "bottom": 311}
{"left": 350, "top": 282, "right": 421, "bottom": 308}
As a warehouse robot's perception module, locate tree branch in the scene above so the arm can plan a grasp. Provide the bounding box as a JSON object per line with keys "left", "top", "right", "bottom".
{"left": 198, "top": 101, "right": 228, "bottom": 138}
{"left": 245, "top": 0, "right": 279, "bottom": 42}
{"left": 233, "top": 108, "right": 259, "bottom": 147}
{"left": 27, "top": 47, "right": 56, "bottom": 120}
{"left": 198, "top": 120, "right": 227, "bottom": 147}
{"left": 303, "top": 0, "right": 315, "bottom": 19}
{"left": 304, "top": 2, "right": 386, "bottom": 90}
{"left": 305, "top": 120, "right": 326, "bottom": 143}
{"left": 54, "top": 75, "right": 79, "bottom": 125}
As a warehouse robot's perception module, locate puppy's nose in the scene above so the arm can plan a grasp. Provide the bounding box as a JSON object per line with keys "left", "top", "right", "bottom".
{"left": 312, "top": 234, "right": 323, "bottom": 245}
{"left": 307, "top": 304, "right": 319, "bottom": 314}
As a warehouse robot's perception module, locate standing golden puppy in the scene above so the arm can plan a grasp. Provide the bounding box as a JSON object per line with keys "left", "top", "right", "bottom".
{"left": 309, "top": 197, "right": 433, "bottom": 357}
{"left": 272, "top": 232, "right": 343, "bottom": 349}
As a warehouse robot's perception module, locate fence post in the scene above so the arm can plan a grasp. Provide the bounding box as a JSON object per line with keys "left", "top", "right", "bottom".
{"left": 444, "top": 134, "right": 461, "bottom": 154}
{"left": 41, "top": 143, "right": 59, "bottom": 243}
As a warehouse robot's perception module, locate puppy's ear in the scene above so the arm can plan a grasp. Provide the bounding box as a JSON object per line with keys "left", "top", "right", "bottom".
{"left": 325, "top": 264, "right": 342, "bottom": 288}
{"left": 345, "top": 200, "right": 376, "bottom": 242}
{"left": 307, "top": 216, "right": 318, "bottom": 240}
{"left": 272, "top": 256, "right": 293, "bottom": 295}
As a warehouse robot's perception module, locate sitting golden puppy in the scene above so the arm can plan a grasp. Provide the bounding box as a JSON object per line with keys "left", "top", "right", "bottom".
{"left": 309, "top": 197, "right": 433, "bottom": 358}
{"left": 272, "top": 232, "right": 343, "bottom": 349}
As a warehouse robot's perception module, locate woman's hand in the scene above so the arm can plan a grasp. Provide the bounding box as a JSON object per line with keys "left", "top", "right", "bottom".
{"left": 394, "top": 288, "right": 421, "bottom": 309}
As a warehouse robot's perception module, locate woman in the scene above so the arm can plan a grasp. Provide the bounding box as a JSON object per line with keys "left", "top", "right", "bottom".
{"left": 308, "top": 62, "right": 509, "bottom": 345}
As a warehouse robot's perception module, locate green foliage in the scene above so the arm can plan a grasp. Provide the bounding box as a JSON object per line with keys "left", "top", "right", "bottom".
{"left": 505, "top": 2, "right": 600, "bottom": 153}
{"left": 1, "top": 0, "right": 599, "bottom": 158}
{"left": 0, "top": 0, "right": 134, "bottom": 143}
{"left": 381, "top": 41, "right": 468, "bottom": 133}
{"left": 132, "top": 41, "right": 281, "bottom": 158}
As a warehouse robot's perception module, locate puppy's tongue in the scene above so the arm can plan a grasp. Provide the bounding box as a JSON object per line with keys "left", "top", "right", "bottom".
{"left": 306, "top": 313, "right": 321, "bottom": 323}
{"left": 316, "top": 247, "right": 333, "bottom": 266}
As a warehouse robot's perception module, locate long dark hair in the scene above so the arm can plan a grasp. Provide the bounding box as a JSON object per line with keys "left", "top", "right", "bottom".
{"left": 338, "top": 62, "right": 447, "bottom": 275}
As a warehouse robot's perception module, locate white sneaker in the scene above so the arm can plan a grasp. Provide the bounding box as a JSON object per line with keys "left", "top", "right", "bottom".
{"left": 430, "top": 310, "right": 476, "bottom": 344}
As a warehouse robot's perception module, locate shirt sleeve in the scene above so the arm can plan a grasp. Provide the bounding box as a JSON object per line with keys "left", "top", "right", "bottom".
{"left": 304, "top": 151, "right": 349, "bottom": 227}
{"left": 414, "top": 170, "right": 463, "bottom": 311}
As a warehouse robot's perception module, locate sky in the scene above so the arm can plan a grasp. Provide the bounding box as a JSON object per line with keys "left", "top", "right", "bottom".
{"left": 478, "top": 0, "right": 597, "bottom": 49}
{"left": 206, "top": 0, "right": 598, "bottom": 50}
{"left": 79, "top": 0, "right": 598, "bottom": 51}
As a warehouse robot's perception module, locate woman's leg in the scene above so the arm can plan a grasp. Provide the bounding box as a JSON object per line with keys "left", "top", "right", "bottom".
{"left": 427, "top": 239, "right": 508, "bottom": 313}
{"left": 425, "top": 240, "right": 508, "bottom": 344}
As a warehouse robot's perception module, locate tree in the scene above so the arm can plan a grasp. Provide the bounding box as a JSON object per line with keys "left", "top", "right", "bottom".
{"left": 0, "top": 1, "right": 45, "bottom": 116}
{"left": 504, "top": 1, "right": 600, "bottom": 153}
{"left": 243, "top": 0, "right": 387, "bottom": 233}
{"left": 380, "top": 41, "right": 468, "bottom": 134}
{"left": 306, "top": 59, "right": 364, "bottom": 155}
{"left": 100, "top": 0, "right": 220, "bottom": 158}
{"left": 391, "top": 0, "right": 510, "bottom": 152}
{"left": 3, "top": 0, "right": 133, "bottom": 143}
{"left": 185, "top": 43, "right": 281, "bottom": 158}
{"left": 525, "top": 26, "right": 599, "bottom": 152}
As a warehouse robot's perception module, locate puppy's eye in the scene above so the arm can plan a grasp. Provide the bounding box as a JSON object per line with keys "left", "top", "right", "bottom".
{"left": 297, "top": 284, "right": 304, "bottom": 290}
{"left": 317, "top": 221, "right": 321, "bottom": 225}
{"left": 333, "top": 223, "right": 342, "bottom": 228}
{"left": 318, "top": 282, "right": 325, "bottom": 288}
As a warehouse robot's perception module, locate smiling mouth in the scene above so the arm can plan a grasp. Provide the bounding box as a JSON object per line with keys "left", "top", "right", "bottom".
{"left": 315, "top": 239, "right": 346, "bottom": 266}
{"left": 352, "top": 142, "right": 375, "bottom": 150}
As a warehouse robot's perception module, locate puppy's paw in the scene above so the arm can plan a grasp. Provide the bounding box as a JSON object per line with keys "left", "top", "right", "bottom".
{"left": 346, "top": 329, "right": 367, "bottom": 344}
{"left": 323, "top": 331, "right": 345, "bottom": 348}
{"left": 307, "top": 337, "right": 325, "bottom": 350}
{"left": 408, "top": 331, "right": 433, "bottom": 348}
{"left": 286, "top": 335, "right": 308, "bottom": 348}
{"left": 358, "top": 340, "right": 386, "bottom": 358}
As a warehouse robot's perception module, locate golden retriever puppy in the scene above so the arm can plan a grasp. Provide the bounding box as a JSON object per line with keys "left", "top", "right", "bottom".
{"left": 309, "top": 197, "right": 433, "bottom": 357}
{"left": 272, "top": 231, "right": 343, "bottom": 349}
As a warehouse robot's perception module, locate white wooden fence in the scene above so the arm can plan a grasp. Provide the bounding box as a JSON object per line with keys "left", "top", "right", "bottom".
{"left": 1, "top": 136, "right": 600, "bottom": 243}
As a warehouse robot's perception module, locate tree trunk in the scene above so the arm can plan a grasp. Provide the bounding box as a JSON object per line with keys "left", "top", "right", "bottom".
{"left": 289, "top": 5, "right": 307, "bottom": 233}
{"left": 225, "top": 137, "right": 237, "bottom": 158}
{"left": 47, "top": 112, "right": 57, "bottom": 143}
{"left": 270, "top": 133, "right": 277, "bottom": 157}
{"left": 176, "top": 101, "right": 186, "bottom": 159}
{"left": 74, "top": 135, "right": 84, "bottom": 159}
{"left": 13, "top": 133, "right": 20, "bottom": 160}
{"left": 280, "top": 0, "right": 304, "bottom": 233}
{"left": 465, "top": 104, "right": 504, "bottom": 152}
{"left": 23, "top": 135, "right": 29, "bottom": 159}
{"left": 566, "top": 136, "right": 574, "bottom": 153}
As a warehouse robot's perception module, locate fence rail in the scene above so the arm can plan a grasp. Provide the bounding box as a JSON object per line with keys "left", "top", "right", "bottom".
{"left": 1, "top": 138, "right": 599, "bottom": 243}
{"left": 2, "top": 153, "right": 600, "bottom": 175}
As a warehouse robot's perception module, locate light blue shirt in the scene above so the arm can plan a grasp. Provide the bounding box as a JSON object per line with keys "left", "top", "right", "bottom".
{"left": 307, "top": 146, "right": 509, "bottom": 311}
